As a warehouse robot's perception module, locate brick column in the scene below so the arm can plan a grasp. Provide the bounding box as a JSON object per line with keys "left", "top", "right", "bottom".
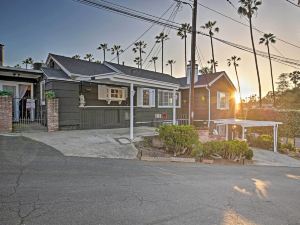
{"left": 0, "top": 96, "right": 12, "bottom": 133}
{"left": 47, "top": 98, "right": 59, "bottom": 132}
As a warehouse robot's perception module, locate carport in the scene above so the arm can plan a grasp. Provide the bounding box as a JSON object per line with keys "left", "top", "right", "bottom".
{"left": 214, "top": 119, "right": 282, "bottom": 152}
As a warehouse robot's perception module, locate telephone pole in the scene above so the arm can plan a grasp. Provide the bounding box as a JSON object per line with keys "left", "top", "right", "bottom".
{"left": 189, "top": 0, "right": 197, "bottom": 125}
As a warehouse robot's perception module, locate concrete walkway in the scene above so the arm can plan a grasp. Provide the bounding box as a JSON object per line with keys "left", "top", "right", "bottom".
{"left": 252, "top": 148, "right": 300, "bottom": 167}
{"left": 22, "top": 127, "right": 156, "bottom": 159}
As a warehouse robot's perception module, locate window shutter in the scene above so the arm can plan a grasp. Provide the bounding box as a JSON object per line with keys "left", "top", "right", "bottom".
{"left": 98, "top": 85, "right": 108, "bottom": 100}
{"left": 226, "top": 93, "right": 230, "bottom": 109}
{"left": 123, "top": 87, "right": 128, "bottom": 99}
{"left": 137, "top": 88, "right": 142, "bottom": 107}
{"left": 149, "top": 89, "right": 156, "bottom": 107}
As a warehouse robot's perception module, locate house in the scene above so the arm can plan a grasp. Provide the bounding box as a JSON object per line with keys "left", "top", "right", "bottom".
{"left": 0, "top": 46, "right": 236, "bottom": 137}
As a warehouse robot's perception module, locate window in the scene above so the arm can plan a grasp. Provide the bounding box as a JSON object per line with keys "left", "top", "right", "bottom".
{"left": 40, "top": 80, "right": 45, "bottom": 105}
{"left": 158, "top": 90, "right": 180, "bottom": 108}
{"left": 137, "top": 88, "right": 155, "bottom": 107}
{"left": 98, "top": 85, "right": 127, "bottom": 104}
{"left": 217, "top": 91, "right": 229, "bottom": 110}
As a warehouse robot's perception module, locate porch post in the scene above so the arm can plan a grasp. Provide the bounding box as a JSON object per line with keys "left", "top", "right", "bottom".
{"left": 242, "top": 126, "right": 245, "bottom": 140}
{"left": 273, "top": 125, "right": 277, "bottom": 152}
{"left": 225, "top": 124, "right": 229, "bottom": 141}
{"left": 172, "top": 89, "right": 176, "bottom": 125}
{"left": 30, "top": 83, "right": 35, "bottom": 121}
{"left": 130, "top": 83, "right": 134, "bottom": 141}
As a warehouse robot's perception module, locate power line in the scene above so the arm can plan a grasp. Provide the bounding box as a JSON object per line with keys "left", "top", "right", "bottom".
{"left": 285, "top": 0, "right": 300, "bottom": 8}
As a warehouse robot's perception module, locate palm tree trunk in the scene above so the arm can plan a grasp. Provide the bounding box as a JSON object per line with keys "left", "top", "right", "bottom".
{"left": 103, "top": 50, "right": 106, "bottom": 62}
{"left": 267, "top": 43, "right": 276, "bottom": 106}
{"left": 249, "top": 15, "right": 262, "bottom": 107}
{"left": 140, "top": 49, "right": 142, "bottom": 69}
{"left": 171, "top": 64, "right": 173, "bottom": 77}
{"left": 154, "top": 61, "right": 156, "bottom": 72}
{"left": 117, "top": 52, "right": 119, "bottom": 64}
{"left": 26, "top": 64, "right": 28, "bottom": 69}
{"left": 184, "top": 32, "right": 187, "bottom": 73}
{"left": 210, "top": 35, "right": 216, "bottom": 73}
{"left": 162, "top": 41, "right": 164, "bottom": 74}
{"left": 234, "top": 64, "right": 243, "bottom": 113}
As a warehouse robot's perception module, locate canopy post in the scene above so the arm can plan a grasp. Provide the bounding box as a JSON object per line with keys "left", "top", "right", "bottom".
{"left": 273, "top": 125, "right": 277, "bottom": 152}
{"left": 226, "top": 124, "right": 229, "bottom": 141}
{"left": 172, "top": 89, "right": 176, "bottom": 125}
{"left": 130, "top": 83, "right": 134, "bottom": 141}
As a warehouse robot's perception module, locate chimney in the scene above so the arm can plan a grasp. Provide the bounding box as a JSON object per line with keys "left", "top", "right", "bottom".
{"left": 0, "top": 44, "right": 4, "bottom": 66}
{"left": 186, "top": 61, "right": 198, "bottom": 84}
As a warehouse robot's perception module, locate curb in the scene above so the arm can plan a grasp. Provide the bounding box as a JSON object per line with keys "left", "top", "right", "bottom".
{"left": 141, "top": 156, "right": 196, "bottom": 163}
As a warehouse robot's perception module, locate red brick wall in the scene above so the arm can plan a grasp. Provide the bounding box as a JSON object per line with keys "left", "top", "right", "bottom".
{"left": 47, "top": 99, "right": 59, "bottom": 132}
{"left": 0, "top": 96, "right": 12, "bottom": 133}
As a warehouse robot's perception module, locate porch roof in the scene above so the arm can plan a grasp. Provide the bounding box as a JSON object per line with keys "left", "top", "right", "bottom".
{"left": 214, "top": 118, "right": 282, "bottom": 127}
{"left": 0, "top": 66, "right": 42, "bottom": 79}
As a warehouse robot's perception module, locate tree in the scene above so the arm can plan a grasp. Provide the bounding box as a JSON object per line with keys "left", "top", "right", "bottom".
{"left": 97, "top": 43, "right": 109, "bottom": 62}
{"left": 276, "top": 73, "right": 290, "bottom": 93}
{"left": 238, "top": 0, "right": 262, "bottom": 107}
{"left": 155, "top": 32, "right": 169, "bottom": 73}
{"left": 177, "top": 23, "right": 192, "bottom": 73}
{"left": 201, "top": 21, "right": 219, "bottom": 73}
{"left": 111, "top": 45, "right": 123, "bottom": 64}
{"left": 199, "top": 66, "right": 212, "bottom": 74}
{"left": 72, "top": 55, "right": 81, "bottom": 59}
{"left": 289, "top": 71, "right": 300, "bottom": 88}
{"left": 22, "top": 57, "right": 33, "bottom": 69}
{"left": 14, "top": 64, "right": 21, "bottom": 68}
{"left": 227, "top": 56, "right": 243, "bottom": 112}
{"left": 84, "top": 54, "right": 94, "bottom": 62}
{"left": 132, "top": 41, "right": 147, "bottom": 69}
{"left": 166, "top": 59, "right": 176, "bottom": 76}
{"left": 259, "top": 33, "right": 276, "bottom": 105}
{"left": 207, "top": 59, "right": 218, "bottom": 72}
{"left": 149, "top": 56, "right": 158, "bottom": 72}
{"left": 134, "top": 57, "right": 141, "bottom": 68}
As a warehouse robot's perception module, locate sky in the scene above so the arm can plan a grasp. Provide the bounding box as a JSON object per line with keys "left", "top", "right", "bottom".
{"left": 1, "top": 0, "right": 299, "bottom": 99}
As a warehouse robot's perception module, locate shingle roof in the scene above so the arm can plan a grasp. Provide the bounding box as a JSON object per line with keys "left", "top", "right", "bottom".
{"left": 41, "top": 67, "right": 70, "bottom": 80}
{"left": 49, "top": 54, "right": 114, "bottom": 76}
{"left": 178, "top": 72, "right": 225, "bottom": 87}
{"left": 105, "top": 62, "right": 180, "bottom": 85}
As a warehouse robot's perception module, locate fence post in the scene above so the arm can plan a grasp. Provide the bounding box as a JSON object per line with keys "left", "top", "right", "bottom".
{"left": 47, "top": 98, "right": 59, "bottom": 132}
{"left": 0, "top": 96, "right": 12, "bottom": 133}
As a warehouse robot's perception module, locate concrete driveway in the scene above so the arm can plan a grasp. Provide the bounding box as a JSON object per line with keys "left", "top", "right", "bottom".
{"left": 21, "top": 127, "right": 156, "bottom": 159}
{"left": 253, "top": 148, "right": 300, "bottom": 167}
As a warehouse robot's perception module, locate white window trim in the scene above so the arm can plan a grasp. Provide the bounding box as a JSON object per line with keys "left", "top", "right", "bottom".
{"left": 98, "top": 85, "right": 127, "bottom": 104}
{"left": 157, "top": 89, "right": 181, "bottom": 108}
{"left": 217, "top": 91, "right": 229, "bottom": 110}
{"left": 137, "top": 88, "right": 156, "bottom": 108}
{"left": 40, "top": 80, "right": 46, "bottom": 105}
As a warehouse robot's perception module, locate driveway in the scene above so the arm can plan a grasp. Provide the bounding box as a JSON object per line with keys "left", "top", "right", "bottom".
{"left": 1, "top": 135, "right": 300, "bottom": 225}
{"left": 21, "top": 127, "right": 156, "bottom": 159}
{"left": 253, "top": 148, "right": 300, "bottom": 167}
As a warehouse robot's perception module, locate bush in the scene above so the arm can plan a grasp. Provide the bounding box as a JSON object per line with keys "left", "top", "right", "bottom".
{"left": 0, "top": 90, "right": 12, "bottom": 96}
{"left": 190, "top": 142, "right": 204, "bottom": 160}
{"left": 247, "top": 134, "right": 273, "bottom": 150}
{"left": 158, "top": 125, "right": 199, "bottom": 156}
{"left": 245, "top": 149, "right": 254, "bottom": 160}
{"left": 280, "top": 143, "right": 296, "bottom": 152}
{"left": 45, "top": 90, "right": 55, "bottom": 99}
{"left": 202, "top": 140, "right": 251, "bottom": 161}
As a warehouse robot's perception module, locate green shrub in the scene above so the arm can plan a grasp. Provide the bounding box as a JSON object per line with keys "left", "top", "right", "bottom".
{"left": 45, "top": 90, "right": 55, "bottom": 99}
{"left": 0, "top": 90, "right": 12, "bottom": 96}
{"left": 190, "top": 142, "right": 203, "bottom": 160}
{"left": 158, "top": 125, "right": 199, "bottom": 156}
{"left": 280, "top": 143, "right": 296, "bottom": 152}
{"left": 202, "top": 140, "right": 251, "bottom": 161}
{"left": 245, "top": 149, "right": 254, "bottom": 160}
{"left": 247, "top": 134, "right": 273, "bottom": 150}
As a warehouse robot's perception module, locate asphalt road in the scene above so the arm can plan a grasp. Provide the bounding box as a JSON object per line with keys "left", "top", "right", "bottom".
{"left": 1, "top": 135, "right": 300, "bottom": 225}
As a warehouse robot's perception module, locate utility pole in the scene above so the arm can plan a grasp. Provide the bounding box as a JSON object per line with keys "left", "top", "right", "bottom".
{"left": 189, "top": 0, "right": 197, "bottom": 125}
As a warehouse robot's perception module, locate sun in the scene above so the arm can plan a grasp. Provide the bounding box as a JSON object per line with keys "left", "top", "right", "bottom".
{"left": 235, "top": 92, "right": 241, "bottom": 104}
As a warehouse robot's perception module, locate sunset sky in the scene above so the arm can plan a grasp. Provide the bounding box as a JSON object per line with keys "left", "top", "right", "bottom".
{"left": 1, "top": 0, "right": 299, "bottom": 98}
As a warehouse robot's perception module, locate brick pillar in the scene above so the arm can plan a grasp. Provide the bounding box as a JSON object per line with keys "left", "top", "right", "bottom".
{"left": 0, "top": 96, "right": 12, "bottom": 133}
{"left": 47, "top": 98, "right": 59, "bottom": 132}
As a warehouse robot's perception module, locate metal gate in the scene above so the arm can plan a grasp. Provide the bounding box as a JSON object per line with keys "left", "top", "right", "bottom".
{"left": 12, "top": 98, "right": 46, "bottom": 132}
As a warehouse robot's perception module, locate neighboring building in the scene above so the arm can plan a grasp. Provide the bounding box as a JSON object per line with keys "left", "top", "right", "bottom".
{"left": 0, "top": 47, "right": 236, "bottom": 135}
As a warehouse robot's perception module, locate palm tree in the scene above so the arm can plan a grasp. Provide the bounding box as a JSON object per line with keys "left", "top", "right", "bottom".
{"left": 22, "top": 57, "right": 33, "bottom": 69}
{"left": 14, "top": 64, "right": 21, "bottom": 68}
{"left": 177, "top": 23, "right": 192, "bottom": 73}
{"left": 97, "top": 43, "right": 109, "bottom": 62}
{"left": 84, "top": 54, "right": 94, "bottom": 62}
{"left": 111, "top": 45, "right": 123, "bottom": 64}
{"left": 201, "top": 21, "right": 219, "bottom": 73}
{"left": 238, "top": 0, "right": 262, "bottom": 107}
{"left": 155, "top": 32, "right": 169, "bottom": 73}
{"left": 72, "top": 55, "right": 81, "bottom": 59}
{"left": 259, "top": 33, "right": 276, "bottom": 106}
{"left": 227, "top": 56, "right": 243, "bottom": 112}
{"left": 132, "top": 41, "right": 147, "bottom": 69}
{"left": 134, "top": 57, "right": 141, "bottom": 68}
{"left": 149, "top": 56, "right": 158, "bottom": 72}
{"left": 289, "top": 71, "right": 300, "bottom": 88}
{"left": 207, "top": 59, "right": 218, "bottom": 72}
{"left": 199, "top": 66, "right": 212, "bottom": 74}
{"left": 166, "top": 60, "right": 176, "bottom": 76}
